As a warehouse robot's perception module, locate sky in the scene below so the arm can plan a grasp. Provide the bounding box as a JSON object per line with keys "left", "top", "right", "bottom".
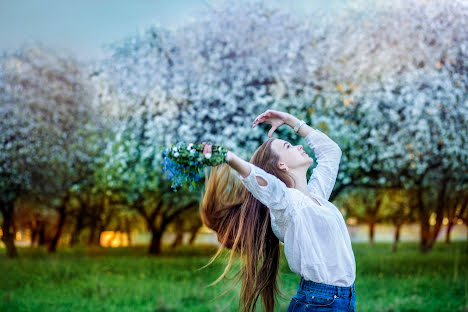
{"left": 0, "top": 0, "right": 339, "bottom": 63}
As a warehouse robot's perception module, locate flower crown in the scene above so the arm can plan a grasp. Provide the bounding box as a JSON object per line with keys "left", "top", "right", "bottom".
{"left": 161, "top": 141, "right": 228, "bottom": 192}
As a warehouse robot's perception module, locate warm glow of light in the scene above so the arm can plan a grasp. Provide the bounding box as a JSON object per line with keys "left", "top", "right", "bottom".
{"left": 442, "top": 218, "right": 448, "bottom": 225}
{"left": 429, "top": 213, "right": 436, "bottom": 226}
{"left": 199, "top": 224, "right": 214, "bottom": 233}
{"left": 16, "top": 232, "right": 21, "bottom": 240}
{"left": 457, "top": 219, "right": 464, "bottom": 225}
{"left": 100, "top": 231, "right": 129, "bottom": 247}
{"left": 346, "top": 217, "right": 357, "bottom": 225}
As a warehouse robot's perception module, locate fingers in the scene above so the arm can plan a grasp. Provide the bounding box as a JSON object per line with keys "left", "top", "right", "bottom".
{"left": 202, "top": 142, "right": 212, "bottom": 154}
{"left": 253, "top": 113, "right": 268, "bottom": 128}
{"left": 253, "top": 110, "right": 274, "bottom": 126}
{"left": 268, "top": 125, "right": 277, "bottom": 138}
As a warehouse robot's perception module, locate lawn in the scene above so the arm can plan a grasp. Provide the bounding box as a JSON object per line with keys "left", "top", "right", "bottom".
{"left": 0, "top": 241, "right": 467, "bottom": 312}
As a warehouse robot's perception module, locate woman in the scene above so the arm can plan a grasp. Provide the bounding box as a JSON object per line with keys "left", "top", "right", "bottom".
{"left": 200, "top": 109, "right": 356, "bottom": 312}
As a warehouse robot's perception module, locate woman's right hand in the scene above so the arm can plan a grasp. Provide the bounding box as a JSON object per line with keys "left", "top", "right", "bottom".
{"left": 252, "top": 109, "right": 295, "bottom": 137}
{"left": 201, "top": 142, "right": 213, "bottom": 155}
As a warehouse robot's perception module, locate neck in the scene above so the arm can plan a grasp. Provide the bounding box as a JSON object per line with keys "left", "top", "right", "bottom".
{"left": 289, "top": 167, "right": 309, "bottom": 195}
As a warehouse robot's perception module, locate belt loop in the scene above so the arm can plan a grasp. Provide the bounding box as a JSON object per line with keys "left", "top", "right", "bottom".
{"left": 299, "top": 276, "right": 304, "bottom": 290}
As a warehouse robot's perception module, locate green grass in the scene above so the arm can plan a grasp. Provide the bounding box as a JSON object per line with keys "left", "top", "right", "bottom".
{"left": 0, "top": 242, "right": 467, "bottom": 312}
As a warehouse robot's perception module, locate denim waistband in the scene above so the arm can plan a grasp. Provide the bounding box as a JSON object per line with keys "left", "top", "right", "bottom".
{"left": 298, "top": 276, "right": 355, "bottom": 298}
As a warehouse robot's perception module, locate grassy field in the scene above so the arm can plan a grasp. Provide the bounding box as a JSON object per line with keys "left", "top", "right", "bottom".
{"left": 0, "top": 241, "right": 467, "bottom": 312}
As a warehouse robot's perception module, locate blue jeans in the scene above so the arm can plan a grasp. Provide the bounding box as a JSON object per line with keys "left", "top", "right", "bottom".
{"left": 287, "top": 277, "right": 356, "bottom": 311}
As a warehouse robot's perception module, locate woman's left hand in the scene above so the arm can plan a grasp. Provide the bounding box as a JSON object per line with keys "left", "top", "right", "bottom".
{"left": 252, "top": 109, "right": 292, "bottom": 137}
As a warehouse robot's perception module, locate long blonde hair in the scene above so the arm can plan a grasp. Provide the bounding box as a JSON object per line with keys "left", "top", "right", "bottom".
{"left": 199, "top": 137, "right": 295, "bottom": 312}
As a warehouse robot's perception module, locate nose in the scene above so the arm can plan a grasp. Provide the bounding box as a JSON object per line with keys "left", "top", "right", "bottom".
{"left": 297, "top": 145, "right": 303, "bottom": 151}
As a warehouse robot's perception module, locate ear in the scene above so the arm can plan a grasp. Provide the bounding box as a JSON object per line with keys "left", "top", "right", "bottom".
{"left": 278, "top": 162, "right": 288, "bottom": 172}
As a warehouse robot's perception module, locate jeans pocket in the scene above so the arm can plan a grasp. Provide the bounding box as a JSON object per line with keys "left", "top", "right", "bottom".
{"left": 288, "top": 297, "right": 310, "bottom": 312}
{"left": 304, "top": 291, "right": 338, "bottom": 307}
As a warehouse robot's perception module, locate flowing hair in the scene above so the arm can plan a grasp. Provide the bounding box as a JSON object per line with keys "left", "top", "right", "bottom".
{"left": 199, "top": 137, "right": 296, "bottom": 312}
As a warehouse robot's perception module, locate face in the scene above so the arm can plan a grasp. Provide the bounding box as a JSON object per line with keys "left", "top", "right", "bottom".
{"left": 271, "top": 139, "right": 313, "bottom": 171}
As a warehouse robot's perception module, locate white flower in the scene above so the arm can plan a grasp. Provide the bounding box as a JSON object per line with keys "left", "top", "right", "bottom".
{"left": 190, "top": 149, "right": 196, "bottom": 154}
{"left": 218, "top": 146, "right": 222, "bottom": 152}
{"left": 204, "top": 153, "right": 212, "bottom": 159}
{"left": 172, "top": 147, "right": 178, "bottom": 152}
{"left": 188, "top": 143, "right": 193, "bottom": 150}
{"left": 174, "top": 152, "right": 179, "bottom": 157}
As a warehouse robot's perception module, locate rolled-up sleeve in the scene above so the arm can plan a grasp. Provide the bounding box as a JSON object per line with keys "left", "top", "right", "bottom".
{"left": 304, "top": 128, "right": 342, "bottom": 201}
{"left": 237, "top": 162, "right": 293, "bottom": 212}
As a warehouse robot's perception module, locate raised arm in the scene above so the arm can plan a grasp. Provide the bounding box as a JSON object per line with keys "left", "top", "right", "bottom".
{"left": 284, "top": 115, "right": 342, "bottom": 201}
{"left": 252, "top": 110, "right": 341, "bottom": 201}
{"left": 225, "top": 151, "right": 293, "bottom": 212}
{"left": 303, "top": 129, "right": 342, "bottom": 201}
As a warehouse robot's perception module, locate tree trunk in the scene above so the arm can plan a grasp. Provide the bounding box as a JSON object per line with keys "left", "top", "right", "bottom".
{"left": 445, "top": 220, "right": 454, "bottom": 244}
{"left": 70, "top": 202, "right": 87, "bottom": 247}
{"left": 88, "top": 213, "right": 103, "bottom": 247}
{"left": 422, "top": 177, "right": 448, "bottom": 251}
{"left": 126, "top": 231, "right": 132, "bottom": 246}
{"left": 188, "top": 225, "right": 200, "bottom": 245}
{"left": 170, "top": 231, "right": 184, "bottom": 249}
{"left": 48, "top": 200, "right": 68, "bottom": 253}
{"left": 419, "top": 220, "right": 432, "bottom": 253}
{"left": 30, "top": 227, "right": 38, "bottom": 247}
{"left": 417, "top": 188, "right": 433, "bottom": 253}
{"left": 170, "top": 217, "right": 184, "bottom": 249}
{"left": 136, "top": 198, "right": 197, "bottom": 255}
{"left": 123, "top": 218, "right": 132, "bottom": 246}
{"left": 149, "top": 229, "right": 163, "bottom": 255}
{"left": 88, "top": 221, "right": 98, "bottom": 246}
{"left": 392, "top": 223, "right": 402, "bottom": 252}
{"left": 69, "top": 218, "right": 84, "bottom": 247}
{"left": 1, "top": 207, "right": 18, "bottom": 258}
{"left": 368, "top": 222, "right": 375, "bottom": 246}
{"left": 38, "top": 222, "right": 47, "bottom": 246}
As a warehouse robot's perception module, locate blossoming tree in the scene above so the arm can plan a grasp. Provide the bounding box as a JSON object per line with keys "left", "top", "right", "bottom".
{"left": 0, "top": 44, "right": 105, "bottom": 256}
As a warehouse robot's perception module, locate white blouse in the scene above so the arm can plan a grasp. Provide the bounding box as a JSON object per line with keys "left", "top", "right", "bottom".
{"left": 236, "top": 128, "right": 356, "bottom": 287}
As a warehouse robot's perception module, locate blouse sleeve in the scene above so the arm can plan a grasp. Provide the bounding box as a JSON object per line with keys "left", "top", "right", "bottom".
{"left": 304, "top": 128, "right": 342, "bottom": 201}
{"left": 236, "top": 162, "right": 293, "bottom": 212}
